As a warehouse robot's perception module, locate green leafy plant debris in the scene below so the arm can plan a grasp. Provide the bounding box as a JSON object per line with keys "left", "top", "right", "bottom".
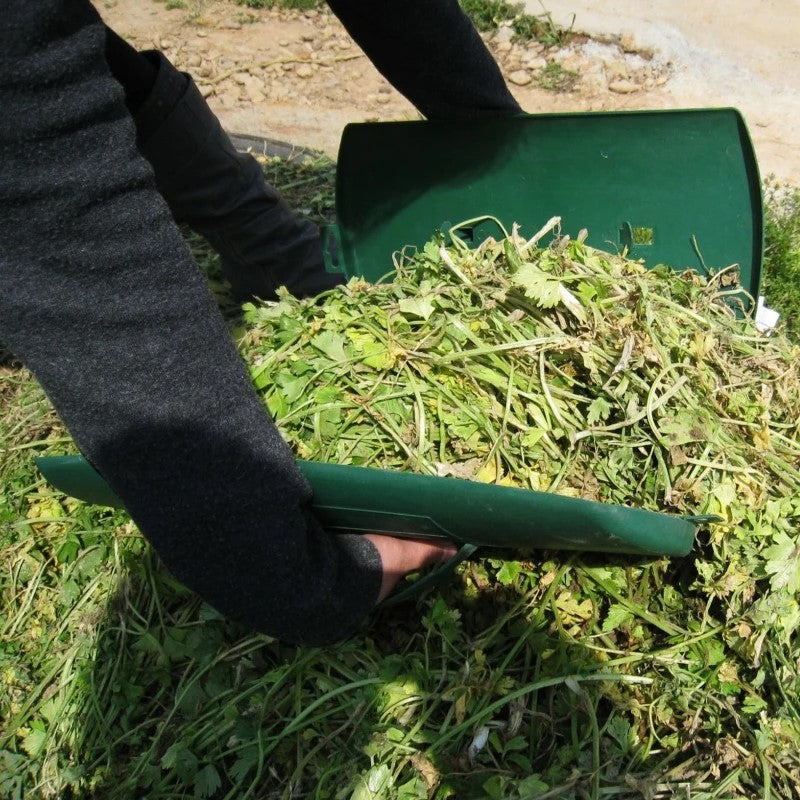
{"left": 3, "top": 157, "right": 800, "bottom": 799}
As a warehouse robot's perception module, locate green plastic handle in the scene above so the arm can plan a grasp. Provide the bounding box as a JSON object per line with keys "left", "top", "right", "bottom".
{"left": 36, "top": 455, "right": 696, "bottom": 557}
{"left": 320, "top": 223, "right": 346, "bottom": 276}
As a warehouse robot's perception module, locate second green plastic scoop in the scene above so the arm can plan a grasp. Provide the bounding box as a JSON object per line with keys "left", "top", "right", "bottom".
{"left": 36, "top": 455, "right": 696, "bottom": 557}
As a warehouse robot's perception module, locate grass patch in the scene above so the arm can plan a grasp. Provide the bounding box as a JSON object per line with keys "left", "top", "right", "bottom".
{"left": 536, "top": 61, "right": 579, "bottom": 91}
{"left": 761, "top": 177, "right": 800, "bottom": 340}
{"left": 3, "top": 157, "right": 800, "bottom": 799}
{"left": 235, "top": 0, "right": 321, "bottom": 10}
{"left": 260, "top": 152, "right": 337, "bottom": 225}
{"left": 459, "top": 0, "right": 573, "bottom": 46}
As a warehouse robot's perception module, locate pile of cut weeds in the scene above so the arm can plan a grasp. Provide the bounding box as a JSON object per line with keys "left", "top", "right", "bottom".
{"left": 3, "top": 158, "right": 800, "bottom": 799}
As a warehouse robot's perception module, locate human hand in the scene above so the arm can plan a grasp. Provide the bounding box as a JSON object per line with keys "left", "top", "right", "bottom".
{"left": 363, "top": 534, "right": 458, "bottom": 604}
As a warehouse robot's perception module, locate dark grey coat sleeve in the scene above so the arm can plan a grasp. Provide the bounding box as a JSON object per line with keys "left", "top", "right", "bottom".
{"left": 0, "top": 0, "right": 382, "bottom": 646}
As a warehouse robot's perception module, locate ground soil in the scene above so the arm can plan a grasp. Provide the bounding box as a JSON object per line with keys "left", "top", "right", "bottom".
{"left": 98, "top": 0, "right": 798, "bottom": 184}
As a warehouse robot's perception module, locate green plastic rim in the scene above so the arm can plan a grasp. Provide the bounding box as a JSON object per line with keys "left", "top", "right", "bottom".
{"left": 36, "top": 455, "right": 697, "bottom": 557}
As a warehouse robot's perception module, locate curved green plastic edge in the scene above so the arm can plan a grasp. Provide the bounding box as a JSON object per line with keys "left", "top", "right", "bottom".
{"left": 35, "top": 455, "right": 696, "bottom": 557}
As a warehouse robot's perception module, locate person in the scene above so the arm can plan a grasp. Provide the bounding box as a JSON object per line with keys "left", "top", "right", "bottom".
{"left": 0, "top": 0, "right": 521, "bottom": 645}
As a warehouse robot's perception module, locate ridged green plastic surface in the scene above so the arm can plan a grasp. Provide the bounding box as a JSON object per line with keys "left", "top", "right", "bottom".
{"left": 36, "top": 456, "right": 696, "bottom": 557}
{"left": 323, "top": 109, "right": 762, "bottom": 297}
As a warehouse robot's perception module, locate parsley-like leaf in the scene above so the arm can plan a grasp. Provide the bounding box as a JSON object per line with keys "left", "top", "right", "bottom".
{"left": 512, "top": 262, "right": 563, "bottom": 308}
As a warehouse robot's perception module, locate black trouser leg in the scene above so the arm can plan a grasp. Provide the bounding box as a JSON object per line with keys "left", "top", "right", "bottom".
{"left": 100, "top": 27, "right": 337, "bottom": 301}
{"left": 327, "top": 0, "right": 521, "bottom": 120}
{"left": 103, "top": 27, "right": 159, "bottom": 114}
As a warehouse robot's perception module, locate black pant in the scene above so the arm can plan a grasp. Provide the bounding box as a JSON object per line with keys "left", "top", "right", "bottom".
{"left": 104, "top": 27, "right": 158, "bottom": 114}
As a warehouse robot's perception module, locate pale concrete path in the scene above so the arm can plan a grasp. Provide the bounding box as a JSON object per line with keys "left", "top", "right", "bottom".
{"left": 531, "top": 0, "right": 800, "bottom": 183}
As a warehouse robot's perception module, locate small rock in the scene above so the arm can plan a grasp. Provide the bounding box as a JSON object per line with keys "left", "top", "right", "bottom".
{"left": 218, "top": 90, "right": 240, "bottom": 108}
{"left": 233, "top": 72, "right": 249, "bottom": 85}
{"left": 295, "top": 64, "right": 314, "bottom": 79}
{"left": 656, "top": 74, "right": 669, "bottom": 86}
{"left": 187, "top": 54, "right": 202, "bottom": 68}
{"left": 559, "top": 54, "right": 584, "bottom": 73}
{"left": 375, "top": 94, "right": 391, "bottom": 104}
{"left": 508, "top": 69, "right": 532, "bottom": 86}
{"left": 494, "top": 25, "right": 514, "bottom": 44}
{"left": 608, "top": 78, "right": 639, "bottom": 94}
{"left": 523, "top": 56, "right": 547, "bottom": 70}
{"left": 223, "top": 20, "right": 242, "bottom": 31}
{"left": 199, "top": 85, "right": 215, "bottom": 99}
{"left": 301, "top": 32, "right": 315, "bottom": 42}
{"left": 496, "top": 41, "right": 513, "bottom": 53}
{"left": 604, "top": 59, "right": 629, "bottom": 81}
{"left": 196, "top": 30, "right": 208, "bottom": 38}
{"left": 245, "top": 86, "right": 267, "bottom": 104}
{"left": 620, "top": 33, "right": 637, "bottom": 53}
{"left": 160, "top": 39, "right": 174, "bottom": 49}
{"left": 197, "top": 63, "right": 213, "bottom": 78}
{"left": 278, "top": 39, "right": 291, "bottom": 47}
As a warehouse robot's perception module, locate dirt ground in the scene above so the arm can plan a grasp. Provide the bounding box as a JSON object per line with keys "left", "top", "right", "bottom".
{"left": 98, "top": 0, "right": 798, "bottom": 184}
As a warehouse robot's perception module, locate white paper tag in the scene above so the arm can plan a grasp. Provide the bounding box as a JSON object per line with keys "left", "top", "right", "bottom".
{"left": 755, "top": 296, "right": 780, "bottom": 334}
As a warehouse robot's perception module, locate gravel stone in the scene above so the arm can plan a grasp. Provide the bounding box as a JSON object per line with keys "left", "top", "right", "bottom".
{"left": 508, "top": 69, "right": 532, "bottom": 86}
{"left": 523, "top": 56, "right": 548, "bottom": 70}
{"left": 608, "top": 78, "right": 639, "bottom": 94}
{"left": 604, "top": 58, "right": 629, "bottom": 81}
{"left": 494, "top": 25, "right": 514, "bottom": 44}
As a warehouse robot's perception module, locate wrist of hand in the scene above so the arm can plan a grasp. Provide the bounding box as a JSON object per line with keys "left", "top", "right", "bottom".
{"left": 363, "top": 533, "right": 457, "bottom": 604}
